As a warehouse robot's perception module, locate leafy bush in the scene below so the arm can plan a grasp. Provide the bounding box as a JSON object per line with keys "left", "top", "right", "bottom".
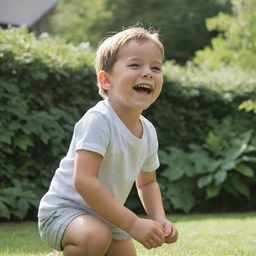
{"left": 0, "top": 28, "right": 99, "bottom": 220}
{"left": 159, "top": 116, "right": 256, "bottom": 213}
{"left": 1, "top": 27, "right": 256, "bottom": 219}
{"left": 142, "top": 62, "right": 256, "bottom": 213}
{"left": 191, "top": 0, "right": 256, "bottom": 124}
{"left": 194, "top": 11, "right": 256, "bottom": 71}
{"left": 144, "top": 61, "right": 256, "bottom": 150}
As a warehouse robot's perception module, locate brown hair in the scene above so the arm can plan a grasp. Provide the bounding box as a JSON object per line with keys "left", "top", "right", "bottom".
{"left": 95, "top": 25, "right": 164, "bottom": 98}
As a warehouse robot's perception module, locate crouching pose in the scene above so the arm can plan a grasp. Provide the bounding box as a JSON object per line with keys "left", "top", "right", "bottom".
{"left": 38, "top": 25, "right": 178, "bottom": 256}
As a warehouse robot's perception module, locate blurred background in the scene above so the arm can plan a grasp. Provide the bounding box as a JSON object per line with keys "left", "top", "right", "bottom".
{"left": 0, "top": 0, "right": 256, "bottom": 221}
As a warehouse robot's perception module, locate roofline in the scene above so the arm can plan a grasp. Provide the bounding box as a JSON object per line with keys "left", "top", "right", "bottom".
{"left": 0, "top": 0, "right": 58, "bottom": 29}
{"left": 28, "top": 0, "right": 58, "bottom": 28}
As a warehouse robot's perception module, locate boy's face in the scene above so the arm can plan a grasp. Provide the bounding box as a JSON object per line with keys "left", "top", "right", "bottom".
{"left": 100, "top": 39, "right": 163, "bottom": 113}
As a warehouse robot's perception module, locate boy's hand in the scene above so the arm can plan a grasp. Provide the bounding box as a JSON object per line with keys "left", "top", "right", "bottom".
{"left": 128, "top": 217, "right": 165, "bottom": 249}
{"left": 158, "top": 220, "right": 178, "bottom": 244}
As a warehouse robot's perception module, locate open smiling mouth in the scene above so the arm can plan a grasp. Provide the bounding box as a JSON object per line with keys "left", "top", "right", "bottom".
{"left": 133, "top": 84, "right": 152, "bottom": 94}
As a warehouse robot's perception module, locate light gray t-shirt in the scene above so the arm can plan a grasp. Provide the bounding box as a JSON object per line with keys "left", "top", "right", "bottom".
{"left": 38, "top": 99, "right": 160, "bottom": 219}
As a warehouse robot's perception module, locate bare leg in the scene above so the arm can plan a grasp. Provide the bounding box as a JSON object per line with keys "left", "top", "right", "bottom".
{"left": 105, "top": 239, "right": 137, "bottom": 256}
{"left": 61, "top": 215, "right": 112, "bottom": 256}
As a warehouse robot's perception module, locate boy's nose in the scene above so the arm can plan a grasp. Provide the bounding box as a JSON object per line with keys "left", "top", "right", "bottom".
{"left": 142, "top": 68, "right": 153, "bottom": 78}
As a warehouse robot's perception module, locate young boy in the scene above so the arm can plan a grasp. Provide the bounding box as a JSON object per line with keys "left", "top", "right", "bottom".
{"left": 38, "top": 25, "right": 178, "bottom": 256}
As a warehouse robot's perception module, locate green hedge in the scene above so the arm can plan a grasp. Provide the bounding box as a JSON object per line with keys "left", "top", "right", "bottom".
{"left": 142, "top": 63, "right": 256, "bottom": 213}
{"left": 0, "top": 28, "right": 99, "bottom": 220}
{"left": 0, "top": 28, "right": 256, "bottom": 220}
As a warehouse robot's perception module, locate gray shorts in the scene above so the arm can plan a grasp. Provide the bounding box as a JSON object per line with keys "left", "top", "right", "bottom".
{"left": 38, "top": 207, "right": 131, "bottom": 251}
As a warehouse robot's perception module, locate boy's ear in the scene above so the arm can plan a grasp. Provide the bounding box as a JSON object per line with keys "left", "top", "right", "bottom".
{"left": 98, "top": 71, "right": 112, "bottom": 91}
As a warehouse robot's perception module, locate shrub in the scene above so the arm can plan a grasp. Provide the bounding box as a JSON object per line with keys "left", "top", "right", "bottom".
{"left": 1, "top": 28, "right": 256, "bottom": 219}
{"left": 0, "top": 28, "right": 99, "bottom": 220}
{"left": 136, "top": 61, "right": 256, "bottom": 213}
{"left": 159, "top": 116, "right": 256, "bottom": 213}
{"left": 129, "top": 63, "right": 256, "bottom": 214}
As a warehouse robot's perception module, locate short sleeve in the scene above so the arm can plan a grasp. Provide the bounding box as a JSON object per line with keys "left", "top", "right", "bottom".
{"left": 74, "top": 112, "right": 110, "bottom": 157}
{"left": 141, "top": 151, "right": 160, "bottom": 172}
{"left": 141, "top": 123, "right": 160, "bottom": 172}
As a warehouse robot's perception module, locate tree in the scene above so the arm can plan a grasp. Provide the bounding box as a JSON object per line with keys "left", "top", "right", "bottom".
{"left": 193, "top": 0, "right": 256, "bottom": 71}
{"left": 44, "top": 0, "right": 231, "bottom": 63}
{"left": 92, "top": 0, "right": 231, "bottom": 62}
{"left": 193, "top": 0, "right": 256, "bottom": 114}
{"left": 44, "top": 0, "right": 111, "bottom": 46}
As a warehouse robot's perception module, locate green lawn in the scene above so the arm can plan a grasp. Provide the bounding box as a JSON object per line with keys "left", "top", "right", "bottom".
{"left": 0, "top": 213, "right": 256, "bottom": 256}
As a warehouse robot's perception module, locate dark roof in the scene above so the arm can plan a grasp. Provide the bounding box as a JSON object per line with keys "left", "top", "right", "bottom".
{"left": 0, "top": 0, "right": 58, "bottom": 28}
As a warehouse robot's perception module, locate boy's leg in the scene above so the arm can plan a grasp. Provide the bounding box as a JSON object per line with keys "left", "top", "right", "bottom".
{"left": 61, "top": 214, "right": 112, "bottom": 256}
{"left": 106, "top": 239, "right": 137, "bottom": 256}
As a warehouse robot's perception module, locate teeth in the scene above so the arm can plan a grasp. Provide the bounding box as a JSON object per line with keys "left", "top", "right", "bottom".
{"left": 134, "top": 84, "right": 152, "bottom": 89}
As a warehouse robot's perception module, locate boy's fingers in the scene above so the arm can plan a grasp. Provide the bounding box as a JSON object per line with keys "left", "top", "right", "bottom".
{"left": 154, "top": 221, "right": 165, "bottom": 230}
{"left": 165, "top": 227, "right": 178, "bottom": 243}
{"left": 147, "top": 234, "right": 164, "bottom": 249}
{"left": 164, "top": 222, "right": 173, "bottom": 236}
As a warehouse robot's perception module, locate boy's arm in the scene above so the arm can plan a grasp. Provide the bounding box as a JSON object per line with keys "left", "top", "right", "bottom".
{"left": 136, "top": 170, "right": 178, "bottom": 243}
{"left": 74, "top": 150, "right": 165, "bottom": 249}
{"left": 75, "top": 149, "right": 136, "bottom": 230}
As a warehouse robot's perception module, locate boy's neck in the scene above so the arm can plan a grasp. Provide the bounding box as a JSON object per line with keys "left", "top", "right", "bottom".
{"left": 109, "top": 100, "right": 143, "bottom": 138}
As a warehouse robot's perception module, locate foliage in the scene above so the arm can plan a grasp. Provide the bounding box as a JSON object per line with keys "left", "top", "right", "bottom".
{"left": 193, "top": 0, "right": 256, "bottom": 118}
{"left": 159, "top": 116, "right": 256, "bottom": 213}
{"left": 144, "top": 61, "right": 256, "bottom": 151}
{"left": 1, "top": 26, "right": 256, "bottom": 219}
{"left": 140, "top": 61, "right": 256, "bottom": 213}
{"left": 0, "top": 180, "right": 38, "bottom": 220}
{"left": 0, "top": 27, "right": 98, "bottom": 220}
{"left": 239, "top": 99, "right": 256, "bottom": 114}
{"left": 98, "top": 0, "right": 231, "bottom": 62}
{"left": 163, "top": 61, "right": 256, "bottom": 95}
{"left": 44, "top": 0, "right": 110, "bottom": 46}
{"left": 44, "top": 0, "right": 231, "bottom": 63}
{"left": 193, "top": 0, "right": 256, "bottom": 71}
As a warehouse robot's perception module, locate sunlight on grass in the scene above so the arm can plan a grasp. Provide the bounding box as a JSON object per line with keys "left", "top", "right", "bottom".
{"left": 0, "top": 213, "right": 256, "bottom": 256}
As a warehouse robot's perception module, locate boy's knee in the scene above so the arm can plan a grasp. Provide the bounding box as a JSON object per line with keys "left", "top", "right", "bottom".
{"left": 64, "top": 228, "right": 112, "bottom": 256}
{"left": 62, "top": 215, "right": 112, "bottom": 256}
{"left": 77, "top": 226, "right": 112, "bottom": 255}
{"left": 86, "top": 223, "right": 112, "bottom": 251}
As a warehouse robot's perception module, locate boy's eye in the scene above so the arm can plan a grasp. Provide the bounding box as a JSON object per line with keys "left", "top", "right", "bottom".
{"left": 152, "top": 67, "right": 162, "bottom": 71}
{"left": 129, "top": 64, "right": 140, "bottom": 67}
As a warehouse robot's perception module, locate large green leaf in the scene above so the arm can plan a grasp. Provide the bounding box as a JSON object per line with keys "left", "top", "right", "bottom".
{"left": 13, "top": 135, "right": 33, "bottom": 150}
{"left": 198, "top": 174, "right": 213, "bottom": 188}
{"left": 162, "top": 166, "right": 187, "bottom": 182}
{"left": 206, "top": 132, "right": 224, "bottom": 152}
{"left": 0, "top": 130, "right": 13, "bottom": 144}
{"left": 231, "top": 175, "right": 250, "bottom": 198}
{"left": 171, "top": 195, "right": 196, "bottom": 213}
{"left": 206, "top": 184, "right": 221, "bottom": 199}
{"left": 241, "top": 156, "right": 256, "bottom": 163}
{"left": 160, "top": 148, "right": 192, "bottom": 181}
{"left": 0, "top": 195, "right": 15, "bottom": 208}
{"left": 221, "top": 130, "right": 253, "bottom": 167}
{"left": 188, "top": 150, "right": 213, "bottom": 175}
{"left": 234, "top": 163, "right": 254, "bottom": 177}
{"left": 164, "top": 180, "right": 196, "bottom": 213}
{"left": 214, "top": 169, "right": 227, "bottom": 185}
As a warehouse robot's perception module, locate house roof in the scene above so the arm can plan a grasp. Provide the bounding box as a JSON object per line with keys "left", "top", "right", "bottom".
{"left": 0, "top": 0, "right": 58, "bottom": 28}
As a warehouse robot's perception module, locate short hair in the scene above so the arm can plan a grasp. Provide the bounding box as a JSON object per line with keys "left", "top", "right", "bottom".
{"left": 95, "top": 25, "right": 164, "bottom": 98}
